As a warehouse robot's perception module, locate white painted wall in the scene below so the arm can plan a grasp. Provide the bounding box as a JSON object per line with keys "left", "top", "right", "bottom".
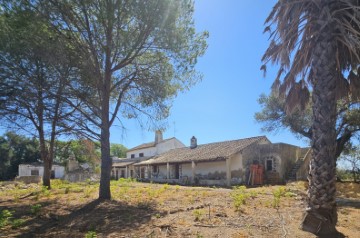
{"left": 229, "top": 153, "right": 243, "bottom": 171}
{"left": 126, "top": 138, "right": 185, "bottom": 159}
{"left": 157, "top": 165, "right": 168, "bottom": 179}
{"left": 153, "top": 161, "right": 226, "bottom": 180}
{"left": 156, "top": 139, "right": 185, "bottom": 154}
{"left": 181, "top": 163, "right": 193, "bottom": 177}
{"left": 18, "top": 164, "right": 65, "bottom": 178}
{"left": 194, "top": 161, "right": 226, "bottom": 175}
{"left": 54, "top": 165, "right": 65, "bottom": 178}
{"left": 127, "top": 147, "right": 157, "bottom": 159}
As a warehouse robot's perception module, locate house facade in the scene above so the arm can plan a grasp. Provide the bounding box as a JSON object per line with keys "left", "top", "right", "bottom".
{"left": 111, "top": 130, "right": 185, "bottom": 180}
{"left": 135, "top": 136, "right": 310, "bottom": 186}
{"left": 18, "top": 162, "right": 65, "bottom": 179}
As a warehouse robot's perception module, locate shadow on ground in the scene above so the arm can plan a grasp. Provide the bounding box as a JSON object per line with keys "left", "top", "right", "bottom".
{"left": 336, "top": 198, "right": 360, "bottom": 208}
{"left": 14, "top": 199, "right": 158, "bottom": 238}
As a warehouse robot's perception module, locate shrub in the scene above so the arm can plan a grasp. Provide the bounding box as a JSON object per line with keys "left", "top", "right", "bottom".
{"left": 0, "top": 210, "right": 12, "bottom": 228}
{"left": 272, "top": 186, "right": 286, "bottom": 208}
{"left": 231, "top": 186, "right": 249, "bottom": 211}
{"left": 11, "top": 219, "right": 25, "bottom": 229}
{"left": 193, "top": 209, "right": 204, "bottom": 221}
{"left": 85, "top": 231, "right": 97, "bottom": 238}
{"left": 41, "top": 186, "right": 51, "bottom": 197}
{"left": 30, "top": 204, "right": 42, "bottom": 216}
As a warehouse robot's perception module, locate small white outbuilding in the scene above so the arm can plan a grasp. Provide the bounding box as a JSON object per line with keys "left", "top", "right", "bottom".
{"left": 18, "top": 162, "right": 65, "bottom": 179}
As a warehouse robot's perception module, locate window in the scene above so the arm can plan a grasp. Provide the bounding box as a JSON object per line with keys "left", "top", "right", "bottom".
{"left": 153, "top": 165, "right": 159, "bottom": 173}
{"left": 266, "top": 159, "right": 273, "bottom": 171}
{"left": 131, "top": 154, "right": 135, "bottom": 158}
{"left": 31, "top": 169, "right": 39, "bottom": 176}
{"left": 139, "top": 153, "right": 144, "bottom": 157}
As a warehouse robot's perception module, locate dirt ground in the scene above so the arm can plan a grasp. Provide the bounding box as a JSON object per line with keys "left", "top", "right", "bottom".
{"left": 0, "top": 180, "right": 359, "bottom": 238}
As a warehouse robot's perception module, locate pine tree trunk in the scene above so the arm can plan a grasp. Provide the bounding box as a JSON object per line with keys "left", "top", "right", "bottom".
{"left": 43, "top": 157, "right": 51, "bottom": 188}
{"left": 301, "top": 33, "right": 338, "bottom": 235}
{"left": 39, "top": 121, "right": 51, "bottom": 189}
{"left": 99, "top": 123, "right": 111, "bottom": 200}
{"left": 40, "top": 139, "right": 51, "bottom": 189}
{"left": 98, "top": 68, "right": 112, "bottom": 200}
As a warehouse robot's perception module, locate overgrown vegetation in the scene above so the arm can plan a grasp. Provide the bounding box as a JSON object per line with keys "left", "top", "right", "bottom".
{"left": 0, "top": 209, "right": 25, "bottom": 229}
{"left": 30, "top": 204, "right": 42, "bottom": 216}
{"left": 0, "top": 180, "right": 359, "bottom": 237}
{"left": 231, "top": 186, "right": 249, "bottom": 211}
{"left": 0, "top": 209, "right": 12, "bottom": 228}
{"left": 85, "top": 230, "right": 97, "bottom": 238}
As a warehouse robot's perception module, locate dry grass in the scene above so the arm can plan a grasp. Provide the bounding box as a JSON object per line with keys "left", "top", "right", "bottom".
{"left": 0, "top": 179, "right": 359, "bottom": 237}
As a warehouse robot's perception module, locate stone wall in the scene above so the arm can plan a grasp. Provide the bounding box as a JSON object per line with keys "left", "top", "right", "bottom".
{"left": 15, "top": 176, "right": 41, "bottom": 184}
{"left": 64, "top": 170, "right": 99, "bottom": 182}
{"left": 241, "top": 143, "right": 304, "bottom": 184}
{"left": 296, "top": 149, "right": 311, "bottom": 181}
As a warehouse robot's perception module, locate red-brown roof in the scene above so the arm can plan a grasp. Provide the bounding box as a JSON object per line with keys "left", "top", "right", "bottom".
{"left": 135, "top": 136, "right": 269, "bottom": 165}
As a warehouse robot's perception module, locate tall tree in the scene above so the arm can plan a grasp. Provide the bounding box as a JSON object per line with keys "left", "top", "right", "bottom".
{"left": 0, "top": 5, "right": 78, "bottom": 188}
{"left": 255, "top": 92, "right": 360, "bottom": 158}
{"left": 262, "top": 0, "right": 360, "bottom": 235}
{"left": 55, "top": 139, "right": 101, "bottom": 166}
{"left": 110, "top": 143, "right": 127, "bottom": 158}
{"left": 34, "top": 0, "right": 208, "bottom": 199}
{"left": 0, "top": 132, "right": 40, "bottom": 180}
{"left": 339, "top": 145, "right": 360, "bottom": 182}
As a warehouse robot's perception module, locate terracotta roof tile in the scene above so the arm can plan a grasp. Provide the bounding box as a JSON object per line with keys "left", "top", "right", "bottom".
{"left": 112, "top": 161, "right": 137, "bottom": 167}
{"left": 136, "top": 136, "right": 269, "bottom": 165}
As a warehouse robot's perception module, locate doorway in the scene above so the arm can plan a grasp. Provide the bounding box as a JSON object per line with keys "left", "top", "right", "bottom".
{"left": 174, "top": 164, "right": 180, "bottom": 179}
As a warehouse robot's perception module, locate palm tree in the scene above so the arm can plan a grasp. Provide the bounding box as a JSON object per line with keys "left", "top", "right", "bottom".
{"left": 262, "top": 0, "right": 360, "bottom": 236}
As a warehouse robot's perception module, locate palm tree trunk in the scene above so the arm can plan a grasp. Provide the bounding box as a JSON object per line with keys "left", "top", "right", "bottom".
{"left": 301, "top": 34, "right": 338, "bottom": 235}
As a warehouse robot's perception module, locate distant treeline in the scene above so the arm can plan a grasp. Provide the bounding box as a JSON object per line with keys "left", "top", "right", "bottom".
{"left": 0, "top": 132, "right": 127, "bottom": 180}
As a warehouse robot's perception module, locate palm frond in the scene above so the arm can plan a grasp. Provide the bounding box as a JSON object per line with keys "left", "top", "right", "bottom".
{"left": 262, "top": 0, "right": 360, "bottom": 115}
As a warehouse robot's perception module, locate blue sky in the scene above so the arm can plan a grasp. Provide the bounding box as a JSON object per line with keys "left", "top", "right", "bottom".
{"left": 112, "top": 0, "right": 310, "bottom": 149}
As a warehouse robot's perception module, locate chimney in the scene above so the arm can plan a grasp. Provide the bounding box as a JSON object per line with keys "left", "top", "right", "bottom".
{"left": 190, "top": 136, "right": 197, "bottom": 149}
{"left": 155, "top": 130, "right": 163, "bottom": 144}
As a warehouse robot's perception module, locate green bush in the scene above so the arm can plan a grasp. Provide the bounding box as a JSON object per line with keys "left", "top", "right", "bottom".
{"left": 231, "top": 186, "right": 249, "bottom": 211}
{"left": 85, "top": 231, "right": 97, "bottom": 238}
{"left": 11, "top": 218, "right": 25, "bottom": 229}
{"left": 272, "top": 186, "right": 286, "bottom": 208}
{"left": 30, "top": 204, "right": 42, "bottom": 216}
{"left": 0, "top": 210, "right": 12, "bottom": 228}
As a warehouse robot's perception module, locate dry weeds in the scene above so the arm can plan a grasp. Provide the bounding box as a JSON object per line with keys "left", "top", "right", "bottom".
{"left": 0, "top": 179, "right": 359, "bottom": 238}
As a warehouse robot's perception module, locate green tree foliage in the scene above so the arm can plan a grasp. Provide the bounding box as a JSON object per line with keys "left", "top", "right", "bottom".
{"left": 32, "top": 0, "right": 208, "bottom": 199}
{"left": 0, "top": 132, "right": 40, "bottom": 180}
{"left": 55, "top": 139, "right": 101, "bottom": 166}
{"left": 255, "top": 93, "right": 312, "bottom": 139}
{"left": 110, "top": 144, "right": 127, "bottom": 158}
{"left": 0, "top": 3, "right": 79, "bottom": 188}
{"left": 255, "top": 93, "right": 360, "bottom": 158}
{"left": 339, "top": 145, "right": 360, "bottom": 182}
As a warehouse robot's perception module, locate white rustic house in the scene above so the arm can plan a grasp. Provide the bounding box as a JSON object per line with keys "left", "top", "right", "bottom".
{"left": 18, "top": 162, "right": 65, "bottom": 179}
{"left": 134, "top": 136, "right": 310, "bottom": 186}
{"left": 111, "top": 130, "right": 185, "bottom": 180}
